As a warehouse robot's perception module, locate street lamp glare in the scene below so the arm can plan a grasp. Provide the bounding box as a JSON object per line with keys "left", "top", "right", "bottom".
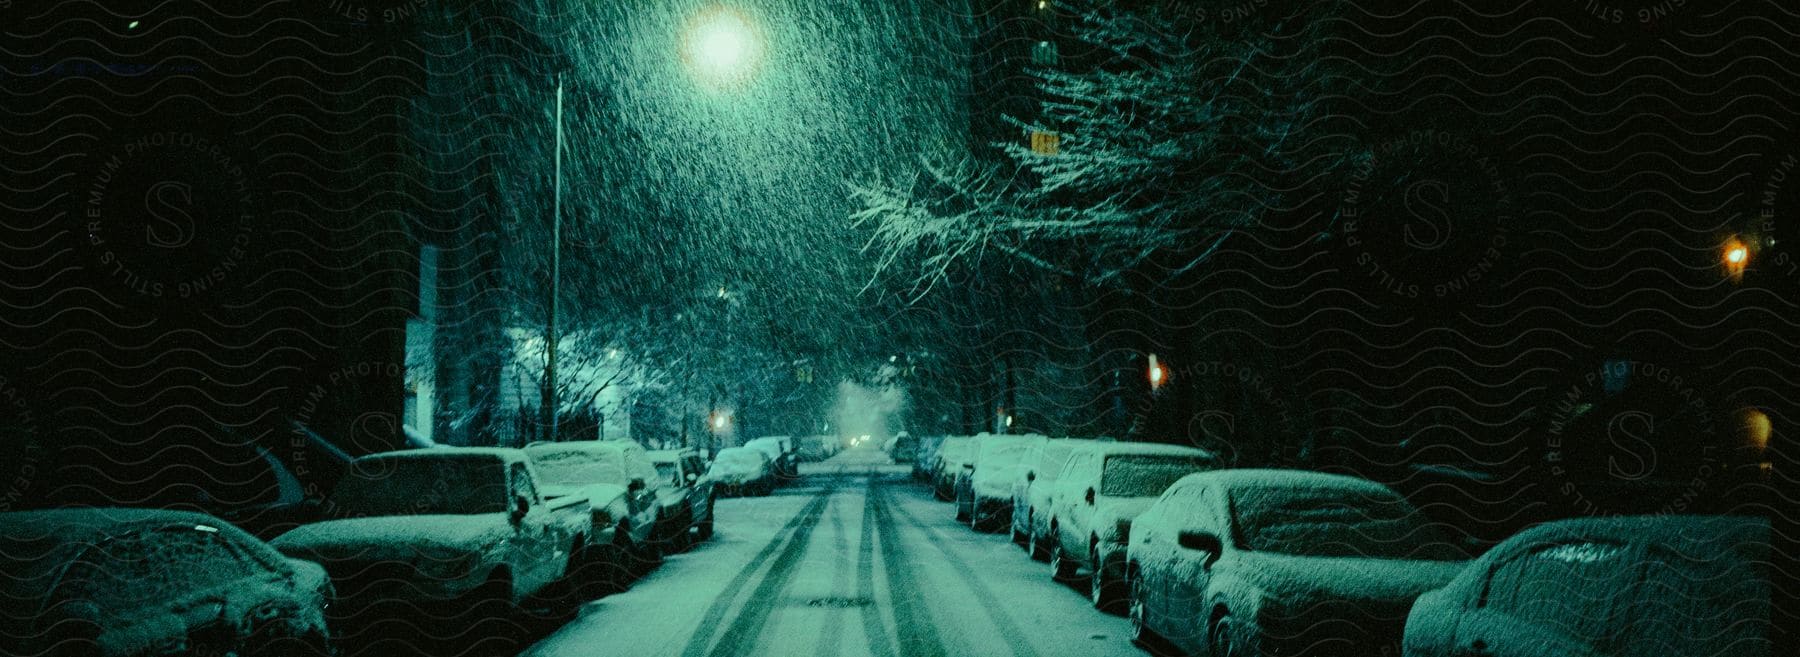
{"left": 682, "top": 7, "right": 762, "bottom": 88}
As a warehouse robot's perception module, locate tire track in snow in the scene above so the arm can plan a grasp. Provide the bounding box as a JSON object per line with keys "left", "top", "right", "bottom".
{"left": 857, "top": 480, "right": 896, "bottom": 657}
{"left": 704, "top": 491, "right": 834, "bottom": 657}
{"left": 810, "top": 490, "right": 851, "bottom": 657}
{"left": 679, "top": 492, "right": 830, "bottom": 657}
{"left": 870, "top": 485, "right": 949, "bottom": 657}
{"left": 887, "top": 489, "right": 1037, "bottom": 657}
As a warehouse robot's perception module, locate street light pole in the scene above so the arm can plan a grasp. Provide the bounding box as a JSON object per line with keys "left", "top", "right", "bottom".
{"left": 542, "top": 73, "right": 565, "bottom": 441}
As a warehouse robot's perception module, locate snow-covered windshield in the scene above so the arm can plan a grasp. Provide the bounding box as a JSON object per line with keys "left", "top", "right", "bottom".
{"left": 977, "top": 441, "right": 1032, "bottom": 467}
{"left": 1099, "top": 456, "right": 1211, "bottom": 497}
{"left": 526, "top": 446, "right": 628, "bottom": 487}
{"left": 331, "top": 456, "right": 508, "bottom": 516}
{"left": 1233, "top": 486, "right": 1457, "bottom": 560}
{"left": 52, "top": 526, "right": 273, "bottom": 614}
{"left": 1035, "top": 443, "right": 1077, "bottom": 482}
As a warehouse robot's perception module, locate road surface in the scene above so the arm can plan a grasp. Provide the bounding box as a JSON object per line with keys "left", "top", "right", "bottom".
{"left": 519, "top": 448, "right": 1145, "bottom": 657}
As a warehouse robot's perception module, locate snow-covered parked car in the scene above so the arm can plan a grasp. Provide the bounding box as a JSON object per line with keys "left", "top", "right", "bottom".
{"left": 954, "top": 433, "right": 1045, "bottom": 531}
{"left": 710, "top": 447, "right": 775, "bottom": 497}
{"left": 1044, "top": 442, "right": 1217, "bottom": 610}
{"left": 930, "top": 436, "right": 974, "bottom": 501}
{"left": 271, "top": 448, "right": 592, "bottom": 621}
{"left": 1403, "top": 515, "right": 1771, "bottom": 657}
{"left": 1012, "top": 438, "right": 1086, "bottom": 556}
{"left": 744, "top": 436, "right": 797, "bottom": 480}
{"left": 525, "top": 440, "right": 673, "bottom": 571}
{"left": 649, "top": 448, "right": 717, "bottom": 551}
{"left": 1127, "top": 469, "right": 1466, "bottom": 657}
{"left": 0, "top": 508, "right": 332, "bottom": 657}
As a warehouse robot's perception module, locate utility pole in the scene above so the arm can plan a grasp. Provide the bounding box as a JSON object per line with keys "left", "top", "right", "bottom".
{"left": 541, "top": 73, "right": 564, "bottom": 441}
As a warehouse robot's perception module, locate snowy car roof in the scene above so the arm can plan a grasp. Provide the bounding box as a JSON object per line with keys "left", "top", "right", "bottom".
{"left": 1491, "top": 514, "right": 1769, "bottom": 560}
{"left": 1071, "top": 441, "right": 1217, "bottom": 460}
{"left": 524, "top": 441, "right": 633, "bottom": 457}
{"left": 1175, "top": 468, "right": 1393, "bottom": 493}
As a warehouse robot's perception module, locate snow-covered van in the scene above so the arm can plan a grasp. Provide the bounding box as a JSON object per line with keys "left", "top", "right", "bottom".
{"left": 1127, "top": 469, "right": 1466, "bottom": 657}
{"left": 0, "top": 508, "right": 332, "bottom": 657}
{"left": 1404, "top": 515, "right": 1770, "bottom": 657}
{"left": 271, "top": 448, "right": 592, "bottom": 619}
{"left": 930, "top": 436, "right": 975, "bottom": 501}
{"left": 1044, "top": 441, "right": 1217, "bottom": 609}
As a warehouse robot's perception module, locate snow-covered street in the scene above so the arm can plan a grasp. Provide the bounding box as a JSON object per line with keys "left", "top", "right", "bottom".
{"left": 519, "top": 448, "right": 1143, "bottom": 657}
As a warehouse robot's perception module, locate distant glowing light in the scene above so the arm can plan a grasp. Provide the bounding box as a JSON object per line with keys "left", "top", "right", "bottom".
{"left": 1148, "top": 354, "right": 1167, "bottom": 388}
{"left": 713, "top": 416, "right": 727, "bottom": 429}
{"left": 1739, "top": 408, "right": 1771, "bottom": 450}
{"left": 1004, "top": 415, "right": 1015, "bottom": 428}
{"left": 681, "top": 6, "right": 763, "bottom": 88}
{"left": 127, "top": 21, "right": 140, "bottom": 30}
{"left": 1723, "top": 237, "right": 1750, "bottom": 282}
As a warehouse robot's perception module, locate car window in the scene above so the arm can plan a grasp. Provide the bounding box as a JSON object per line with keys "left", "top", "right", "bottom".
{"left": 1099, "top": 455, "right": 1211, "bottom": 497}
{"left": 1232, "top": 485, "right": 1458, "bottom": 560}
{"left": 1482, "top": 541, "right": 1634, "bottom": 649}
{"left": 1037, "top": 443, "right": 1075, "bottom": 482}
{"left": 528, "top": 447, "right": 628, "bottom": 487}
{"left": 655, "top": 461, "right": 679, "bottom": 485}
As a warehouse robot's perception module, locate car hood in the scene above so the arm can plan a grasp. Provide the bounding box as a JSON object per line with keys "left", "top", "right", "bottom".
{"left": 271, "top": 514, "right": 512, "bottom": 563}
{"left": 1239, "top": 552, "right": 1467, "bottom": 607}
{"left": 542, "top": 482, "right": 627, "bottom": 507}
{"left": 90, "top": 569, "right": 327, "bottom": 657}
{"left": 1094, "top": 497, "right": 1158, "bottom": 525}
{"left": 711, "top": 463, "right": 765, "bottom": 482}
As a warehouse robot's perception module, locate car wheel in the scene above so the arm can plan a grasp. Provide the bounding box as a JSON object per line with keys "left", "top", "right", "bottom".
{"left": 1090, "top": 550, "right": 1124, "bottom": 613}
{"left": 1210, "top": 613, "right": 1240, "bottom": 657}
{"left": 697, "top": 510, "right": 715, "bottom": 541}
{"left": 954, "top": 501, "right": 970, "bottom": 523}
{"left": 1130, "top": 568, "right": 1159, "bottom": 651}
{"left": 1027, "top": 531, "right": 1049, "bottom": 562}
{"left": 1049, "top": 544, "right": 1077, "bottom": 582}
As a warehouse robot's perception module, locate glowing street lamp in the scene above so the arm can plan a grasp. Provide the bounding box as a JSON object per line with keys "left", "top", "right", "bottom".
{"left": 1723, "top": 237, "right": 1750, "bottom": 282}
{"left": 681, "top": 6, "right": 763, "bottom": 89}
{"left": 1148, "top": 354, "right": 1167, "bottom": 390}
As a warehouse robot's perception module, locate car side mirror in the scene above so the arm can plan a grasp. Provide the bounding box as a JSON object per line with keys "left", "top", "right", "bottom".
{"left": 1177, "top": 530, "right": 1224, "bottom": 568}
{"left": 628, "top": 478, "right": 647, "bottom": 493}
{"left": 510, "top": 495, "right": 529, "bottom": 524}
{"left": 1025, "top": 471, "right": 1036, "bottom": 482}
{"left": 962, "top": 463, "right": 975, "bottom": 471}
{"left": 1084, "top": 487, "right": 1096, "bottom": 505}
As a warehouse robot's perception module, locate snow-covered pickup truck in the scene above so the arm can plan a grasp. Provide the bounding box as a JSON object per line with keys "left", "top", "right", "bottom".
{"left": 270, "top": 448, "right": 593, "bottom": 620}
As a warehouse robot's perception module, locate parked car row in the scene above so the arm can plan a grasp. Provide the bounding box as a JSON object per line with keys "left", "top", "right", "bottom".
{"left": 1, "top": 441, "right": 729, "bottom": 657}
{"left": 926, "top": 435, "right": 1774, "bottom": 657}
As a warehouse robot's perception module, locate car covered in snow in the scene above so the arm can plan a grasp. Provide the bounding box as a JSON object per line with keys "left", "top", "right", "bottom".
{"left": 649, "top": 448, "right": 716, "bottom": 550}
{"left": 526, "top": 440, "right": 676, "bottom": 567}
{"left": 930, "top": 436, "right": 975, "bottom": 501}
{"left": 744, "top": 436, "right": 797, "bottom": 480}
{"left": 1126, "top": 469, "right": 1466, "bottom": 657}
{"left": 0, "top": 508, "right": 333, "bottom": 657}
{"left": 710, "top": 447, "right": 776, "bottom": 496}
{"left": 1403, "top": 514, "right": 1771, "bottom": 657}
{"left": 1044, "top": 442, "right": 1217, "bottom": 610}
{"left": 1012, "top": 437, "right": 1086, "bottom": 555}
{"left": 271, "top": 448, "right": 592, "bottom": 620}
{"left": 954, "top": 433, "right": 1045, "bottom": 531}
{"left": 911, "top": 435, "right": 945, "bottom": 480}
